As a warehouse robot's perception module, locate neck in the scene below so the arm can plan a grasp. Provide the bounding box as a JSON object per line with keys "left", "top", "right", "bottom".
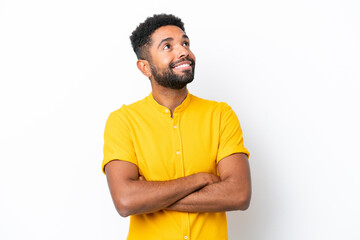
{"left": 150, "top": 81, "right": 188, "bottom": 115}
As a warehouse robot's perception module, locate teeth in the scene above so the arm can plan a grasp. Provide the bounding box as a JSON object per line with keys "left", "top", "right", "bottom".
{"left": 175, "top": 63, "right": 190, "bottom": 69}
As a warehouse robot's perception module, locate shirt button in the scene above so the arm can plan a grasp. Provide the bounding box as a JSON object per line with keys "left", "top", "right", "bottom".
{"left": 184, "top": 236, "right": 188, "bottom": 239}
{"left": 176, "top": 151, "right": 181, "bottom": 155}
{"left": 165, "top": 109, "right": 169, "bottom": 113}
{"left": 174, "top": 125, "right": 177, "bottom": 128}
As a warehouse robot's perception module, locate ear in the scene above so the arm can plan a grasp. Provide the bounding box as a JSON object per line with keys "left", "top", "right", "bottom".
{"left": 137, "top": 60, "right": 152, "bottom": 78}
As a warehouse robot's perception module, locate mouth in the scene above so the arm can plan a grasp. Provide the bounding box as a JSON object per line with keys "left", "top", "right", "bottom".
{"left": 171, "top": 59, "right": 194, "bottom": 71}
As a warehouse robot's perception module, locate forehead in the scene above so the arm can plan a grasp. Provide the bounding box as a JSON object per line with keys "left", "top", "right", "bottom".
{"left": 150, "top": 25, "right": 187, "bottom": 44}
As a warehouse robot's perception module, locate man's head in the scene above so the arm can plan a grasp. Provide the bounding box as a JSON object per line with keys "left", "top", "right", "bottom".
{"left": 130, "top": 14, "right": 185, "bottom": 60}
{"left": 130, "top": 14, "right": 196, "bottom": 89}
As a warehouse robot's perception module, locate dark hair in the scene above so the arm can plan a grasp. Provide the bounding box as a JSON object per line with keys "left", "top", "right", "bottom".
{"left": 130, "top": 14, "right": 185, "bottom": 60}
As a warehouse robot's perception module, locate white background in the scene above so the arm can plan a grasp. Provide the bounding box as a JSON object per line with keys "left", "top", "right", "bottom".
{"left": 1, "top": 0, "right": 359, "bottom": 239}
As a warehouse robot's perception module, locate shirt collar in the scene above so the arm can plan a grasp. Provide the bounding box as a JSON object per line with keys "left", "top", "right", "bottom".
{"left": 146, "top": 90, "right": 192, "bottom": 115}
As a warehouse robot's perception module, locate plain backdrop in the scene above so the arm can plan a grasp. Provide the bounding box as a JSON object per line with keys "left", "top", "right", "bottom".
{"left": 1, "top": 0, "right": 359, "bottom": 239}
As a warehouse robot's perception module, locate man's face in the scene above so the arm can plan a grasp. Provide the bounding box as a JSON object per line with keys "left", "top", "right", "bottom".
{"left": 147, "top": 25, "right": 196, "bottom": 89}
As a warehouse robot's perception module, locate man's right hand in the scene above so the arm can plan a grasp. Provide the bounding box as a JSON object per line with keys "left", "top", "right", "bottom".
{"left": 197, "top": 172, "right": 221, "bottom": 186}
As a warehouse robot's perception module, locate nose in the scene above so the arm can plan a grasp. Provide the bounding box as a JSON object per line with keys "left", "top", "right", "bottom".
{"left": 177, "top": 45, "right": 189, "bottom": 59}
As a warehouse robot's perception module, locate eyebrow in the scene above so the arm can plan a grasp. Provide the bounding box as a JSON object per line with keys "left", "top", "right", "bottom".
{"left": 157, "top": 34, "right": 189, "bottom": 49}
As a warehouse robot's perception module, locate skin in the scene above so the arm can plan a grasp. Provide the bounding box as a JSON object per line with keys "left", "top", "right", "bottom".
{"left": 165, "top": 153, "right": 251, "bottom": 212}
{"left": 105, "top": 25, "right": 251, "bottom": 217}
{"left": 136, "top": 25, "right": 196, "bottom": 114}
{"left": 105, "top": 161, "right": 221, "bottom": 217}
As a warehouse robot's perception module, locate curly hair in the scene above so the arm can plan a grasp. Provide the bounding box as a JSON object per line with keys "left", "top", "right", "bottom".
{"left": 130, "top": 14, "right": 185, "bottom": 60}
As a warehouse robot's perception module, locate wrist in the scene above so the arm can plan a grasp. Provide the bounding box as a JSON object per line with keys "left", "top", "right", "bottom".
{"left": 194, "top": 172, "right": 211, "bottom": 186}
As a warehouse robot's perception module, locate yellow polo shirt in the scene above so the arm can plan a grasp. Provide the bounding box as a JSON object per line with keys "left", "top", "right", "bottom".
{"left": 102, "top": 92, "right": 249, "bottom": 240}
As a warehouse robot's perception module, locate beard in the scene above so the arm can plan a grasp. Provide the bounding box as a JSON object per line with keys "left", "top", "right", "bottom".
{"left": 149, "top": 58, "right": 195, "bottom": 89}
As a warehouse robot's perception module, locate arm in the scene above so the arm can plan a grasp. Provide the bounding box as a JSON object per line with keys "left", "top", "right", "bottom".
{"left": 104, "top": 160, "right": 220, "bottom": 217}
{"left": 166, "top": 153, "right": 251, "bottom": 212}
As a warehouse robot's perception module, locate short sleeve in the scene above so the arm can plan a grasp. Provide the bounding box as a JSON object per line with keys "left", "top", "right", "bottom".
{"left": 102, "top": 106, "right": 138, "bottom": 174}
{"left": 216, "top": 103, "right": 250, "bottom": 163}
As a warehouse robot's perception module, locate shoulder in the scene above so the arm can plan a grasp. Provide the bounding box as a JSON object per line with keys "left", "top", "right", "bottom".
{"left": 109, "top": 97, "right": 148, "bottom": 118}
{"left": 189, "top": 94, "right": 232, "bottom": 113}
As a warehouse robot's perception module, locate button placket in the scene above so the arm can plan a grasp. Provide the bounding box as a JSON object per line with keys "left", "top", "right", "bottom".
{"left": 174, "top": 115, "right": 180, "bottom": 155}
{"left": 173, "top": 113, "right": 184, "bottom": 178}
{"left": 173, "top": 113, "right": 190, "bottom": 240}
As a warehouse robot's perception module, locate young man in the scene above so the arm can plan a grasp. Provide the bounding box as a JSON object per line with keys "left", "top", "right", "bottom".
{"left": 102, "top": 14, "right": 251, "bottom": 240}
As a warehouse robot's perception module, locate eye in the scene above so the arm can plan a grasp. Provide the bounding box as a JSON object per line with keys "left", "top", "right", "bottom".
{"left": 163, "top": 44, "right": 170, "bottom": 50}
{"left": 183, "top": 41, "right": 190, "bottom": 47}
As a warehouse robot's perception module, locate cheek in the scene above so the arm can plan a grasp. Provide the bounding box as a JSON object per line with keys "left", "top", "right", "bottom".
{"left": 152, "top": 60, "right": 171, "bottom": 71}
{"left": 155, "top": 54, "right": 172, "bottom": 65}
{"left": 161, "top": 59, "right": 174, "bottom": 69}
{"left": 189, "top": 51, "right": 196, "bottom": 61}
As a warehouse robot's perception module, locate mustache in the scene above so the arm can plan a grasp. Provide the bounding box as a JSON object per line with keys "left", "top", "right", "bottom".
{"left": 169, "top": 57, "right": 195, "bottom": 68}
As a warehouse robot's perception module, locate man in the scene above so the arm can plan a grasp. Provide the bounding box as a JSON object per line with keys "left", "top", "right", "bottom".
{"left": 102, "top": 14, "right": 251, "bottom": 240}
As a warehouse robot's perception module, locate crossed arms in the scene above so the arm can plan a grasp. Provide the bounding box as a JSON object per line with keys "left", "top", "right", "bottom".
{"left": 105, "top": 153, "right": 251, "bottom": 217}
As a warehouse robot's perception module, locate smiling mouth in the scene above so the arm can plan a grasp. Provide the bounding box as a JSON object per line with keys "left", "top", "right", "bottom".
{"left": 171, "top": 59, "right": 194, "bottom": 71}
{"left": 174, "top": 63, "right": 191, "bottom": 70}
